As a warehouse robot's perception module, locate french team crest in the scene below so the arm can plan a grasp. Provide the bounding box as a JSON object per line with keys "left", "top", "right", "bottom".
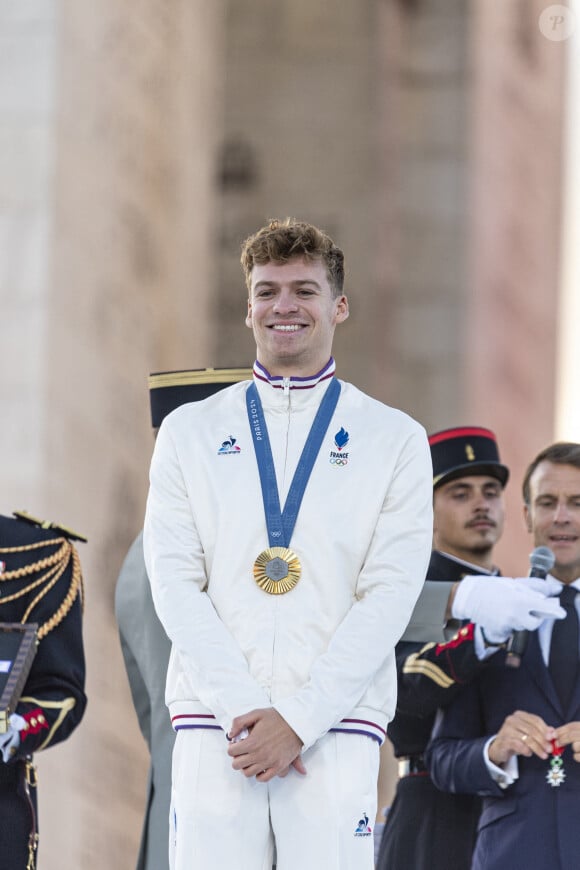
{"left": 329, "top": 426, "right": 349, "bottom": 467}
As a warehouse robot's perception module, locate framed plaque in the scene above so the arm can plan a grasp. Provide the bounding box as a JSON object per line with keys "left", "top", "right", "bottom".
{"left": 0, "top": 623, "right": 38, "bottom": 733}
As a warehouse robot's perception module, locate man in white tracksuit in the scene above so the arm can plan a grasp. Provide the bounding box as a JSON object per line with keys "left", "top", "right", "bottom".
{"left": 144, "top": 218, "right": 433, "bottom": 869}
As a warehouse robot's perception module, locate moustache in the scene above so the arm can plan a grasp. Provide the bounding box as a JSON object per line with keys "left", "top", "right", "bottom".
{"left": 465, "top": 517, "right": 496, "bottom": 529}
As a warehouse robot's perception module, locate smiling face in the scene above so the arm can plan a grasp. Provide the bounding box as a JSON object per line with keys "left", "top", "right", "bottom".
{"left": 245, "top": 256, "right": 349, "bottom": 377}
{"left": 433, "top": 474, "right": 505, "bottom": 570}
{"left": 524, "top": 461, "right": 580, "bottom": 584}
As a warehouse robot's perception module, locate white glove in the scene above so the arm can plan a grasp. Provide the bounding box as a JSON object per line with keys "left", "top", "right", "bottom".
{"left": 0, "top": 713, "right": 26, "bottom": 762}
{"left": 452, "top": 575, "right": 566, "bottom": 643}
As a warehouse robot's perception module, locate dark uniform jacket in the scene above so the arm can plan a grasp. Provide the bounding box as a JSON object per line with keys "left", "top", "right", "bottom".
{"left": 377, "top": 550, "right": 494, "bottom": 870}
{"left": 0, "top": 513, "right": 86, "bottom": 870}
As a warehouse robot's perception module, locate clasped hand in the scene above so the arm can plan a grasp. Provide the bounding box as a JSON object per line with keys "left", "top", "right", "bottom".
{"left": 489, "top": 710, "right": 580, "bottom": 766}
{"left": 227, "top": 708, "right": 306, "bottom": 781}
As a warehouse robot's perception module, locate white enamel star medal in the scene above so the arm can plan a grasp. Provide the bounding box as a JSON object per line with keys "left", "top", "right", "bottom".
{"left": 546, "top": 740, "right": 566, "bottom": 787}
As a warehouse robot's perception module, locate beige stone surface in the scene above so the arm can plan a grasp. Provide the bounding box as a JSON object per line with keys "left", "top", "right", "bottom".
{"left": 2, "top": 0, "right": 224, "bottom": 866}
{"left": 213, "top": 0, "right": 382, "bottom": 391}
{"left": 466, "top": 0, "right": 566, "bottom": 575}
{"left": 0, "top": 1, "right": 56, "bottom": 513}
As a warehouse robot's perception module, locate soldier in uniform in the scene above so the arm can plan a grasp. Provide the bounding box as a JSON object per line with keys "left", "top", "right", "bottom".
{"left": 115, "top": 367, "right": 252, "bottom": 870}
{"left": 377, "top": 426, "right": 564, "bottom": 870}
{"left": 0, "top": 511, "right": 86, "bottom": 870}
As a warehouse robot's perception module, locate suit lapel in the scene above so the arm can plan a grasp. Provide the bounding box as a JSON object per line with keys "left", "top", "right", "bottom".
{"left": 565, "top": 670, "right": 580, "bottom": 720}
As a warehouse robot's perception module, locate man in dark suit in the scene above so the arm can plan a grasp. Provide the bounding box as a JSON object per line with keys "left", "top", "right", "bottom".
{"left": 377, "top": 427, "right": 563, "bottom": 870}
{"left": 426, "top": 441, "right": 580, "bottom": 870}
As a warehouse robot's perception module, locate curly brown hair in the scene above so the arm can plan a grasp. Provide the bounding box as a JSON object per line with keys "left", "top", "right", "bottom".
{"left": 240, "top": 218, "right": 345, "bottom": 297}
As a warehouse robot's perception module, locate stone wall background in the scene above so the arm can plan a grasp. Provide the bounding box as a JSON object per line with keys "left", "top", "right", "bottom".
{"left": 0, "top": 1, "right": 571, "bottom": 866}
{"left": 465, "top": 0, "right": 567, "bottom": 572}
{"left": 2, "top": 1, "right": 224, "bottom": 866}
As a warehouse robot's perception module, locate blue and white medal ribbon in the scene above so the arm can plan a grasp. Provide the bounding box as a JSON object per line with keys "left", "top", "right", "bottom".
{"left": 246, "top": 377, "right": 341, "bottom": 593}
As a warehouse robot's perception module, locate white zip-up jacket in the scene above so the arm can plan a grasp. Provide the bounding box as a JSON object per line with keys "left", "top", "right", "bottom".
{"left": 144, "top": 360, "right": 432, "bottom": 751}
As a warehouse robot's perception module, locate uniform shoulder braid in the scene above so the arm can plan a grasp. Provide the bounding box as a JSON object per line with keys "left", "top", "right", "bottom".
{"left": 11, "top": 509, "right": 88, "bottom": 542}
{"left": 0, "top": 511, "right": 86, "bottom": 639}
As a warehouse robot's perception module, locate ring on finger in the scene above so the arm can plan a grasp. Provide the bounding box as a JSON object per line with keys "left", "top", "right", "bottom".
{"left": 521, "top": 733, "right": 528, "bottom": 742}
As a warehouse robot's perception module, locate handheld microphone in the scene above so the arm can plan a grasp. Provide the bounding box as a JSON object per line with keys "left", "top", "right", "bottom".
{"left": 505, "top": 546, "right": 555, "bottom": 668}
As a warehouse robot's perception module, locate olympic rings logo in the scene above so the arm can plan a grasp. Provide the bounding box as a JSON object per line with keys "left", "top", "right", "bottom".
{"left": 329, "top": 457, "right": 348, "bottom": 467}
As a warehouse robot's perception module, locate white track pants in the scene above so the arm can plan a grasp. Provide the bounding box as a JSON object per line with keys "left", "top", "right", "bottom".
{"left": 169, "top": 728, "right": 379, "bottom": 870}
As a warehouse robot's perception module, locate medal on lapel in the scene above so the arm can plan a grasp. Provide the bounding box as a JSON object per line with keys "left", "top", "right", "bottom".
{"left": 546, "top": 740, "right": 566, "bottom": 787}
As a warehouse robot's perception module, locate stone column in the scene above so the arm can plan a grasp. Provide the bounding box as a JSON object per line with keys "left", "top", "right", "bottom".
{"left": 0, "top": 1, "right": 57, "bottom": 510}
{"left": 1, "top": 1, "right": 225, "bottom": 866}
{"left": 212, "top": 0, "right": 383, "bottom": 388}
{"left": 466, "top": 0, "right": 566, "bottom": 574}
{"left": 376, "top": 0, "right": 472, "bottom": 422}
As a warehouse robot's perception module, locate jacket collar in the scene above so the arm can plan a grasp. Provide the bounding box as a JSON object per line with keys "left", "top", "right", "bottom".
{"left": 253, "top": 358, "right": 335, "bottom": 390}
{"left": 252, "top": 359, "right": 337, "bottom": 409}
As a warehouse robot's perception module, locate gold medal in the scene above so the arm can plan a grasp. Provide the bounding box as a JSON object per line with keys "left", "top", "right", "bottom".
{"left": 253, "top": 547, "right": 301, "bottom": 595}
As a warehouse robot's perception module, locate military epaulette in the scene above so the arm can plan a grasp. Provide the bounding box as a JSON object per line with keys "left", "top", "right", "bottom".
{"left": 12, "top": 511, "right": 88, "bottom": 544}
{"left": 435, "top": 622, "right": 475, "bottom": 654}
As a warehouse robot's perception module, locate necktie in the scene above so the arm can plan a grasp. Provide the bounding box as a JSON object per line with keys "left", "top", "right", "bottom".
{"left": 548, "top": 585, "right": 579, "bottom": 709}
